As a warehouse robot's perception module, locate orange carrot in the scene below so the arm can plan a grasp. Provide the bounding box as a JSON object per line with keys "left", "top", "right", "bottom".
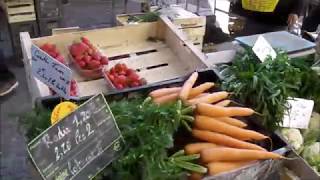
{"left": 197, "top": 103, "right": 254, "bottom": 117}
{"left": 207, "top": 161, "right": 255, "bottom": 175}
{"left": 187, "top": 92, "right": 229, "bottom": 105}
{"left": 149, "top": 87, "right": 181, "bottom": 98}
{"left": 215, "top": 117, "right": 247, "bottom": 128}
{"left": 194, "top": 116, "right": 268, "bottom": 141}
{"left": 215, "top": 100, "right": 231, "bottom": 107}
{"left": 201, "top": 147, "right": 283, "bottom": 163}
{"left": 192, "top": 129, "right": 266, "bottom": 151}
{"left": 185, "top": 143, "right": 218, "bottom": 155}
{"left": 180, "top": 72, "right": 198, "bottom": 101}
{"left": 153, "top": 93, "right": 178, "bottom": 105}
{"left": 194, "top": 93, "right": 209, "bottom": 99}
{"left": 189, "top": 82, "right": 215, "bottom": 98}
{"left": 188, "top": 173, "right": 203, "bottom": 180}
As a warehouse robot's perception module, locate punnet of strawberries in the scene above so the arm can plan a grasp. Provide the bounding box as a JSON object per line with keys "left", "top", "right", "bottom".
{"left": 105, "top": 63, "right": 145, "bottom": 90}
{"left": 40, "top": 43, "right": 65, "bottom": 64}
{"left": 40, "top": 43, "right": 79, "bottom": 97}
{"left": 69, "top": 37, "right": 109, "bottom": 70}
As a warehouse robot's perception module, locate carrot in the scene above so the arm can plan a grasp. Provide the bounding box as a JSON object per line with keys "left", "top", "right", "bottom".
{"left": 149, "top": 87, "right": 181, "bottom": 98}
{"left": 180, "top": 72, "right": 198, "bottom": 101}
{"left": 188, "top": 172, "right": 203, "bottom": 180}
{"left": 189, "top": 82, "right": 215, "bottom": 98}
{"left": 194, "top": 93, "right": 209, "bottom": 99}
{"left": 153, "top": 93, "right": 178, "bottom": 105}
{"left": 197, "top": 103, "right": 254, "bottom": 117}
{"left": 185, "top": 143, "right": 218, "bottom": 155}
{"left": 192, "top": 129, "right": 266, "bottom": 151}
{"left": 194, "top": 116, "right": 268, "bottom": 141}
{"left": 215, "top": 117, "right": 247, "bottom": 128}
{"left": 201, "top": 147, "right": 283, "bottom": 163}
{"left": 215, "top": 100, "right": 231, "bottom": 107}
{"left": 187, "top": 92, "right": 229, "bottom": 105}
{"left": 207, "top": 161, "right": 255, "bottom": 175}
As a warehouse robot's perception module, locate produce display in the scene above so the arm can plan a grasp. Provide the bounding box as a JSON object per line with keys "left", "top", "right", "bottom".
{"left": 281, "top": 112, "right": 320, "bottom": 174}
{"left": 21, "top": 72, "right": 285, "bottom": 180}
{"left": 104, "top": 63, "right": 145, "bottom": 90}
{"left": 221, "top": 49, "right": 320, "bottom": 130}
{"left": 40, "top": 43, "right": 79, "bottom": 97}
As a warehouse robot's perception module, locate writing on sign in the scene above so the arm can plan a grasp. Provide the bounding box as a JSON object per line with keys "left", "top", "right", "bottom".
{"left": 31, "top": 44, "right": 72, "bottom": 99}
{"left": 282, "top": 98, "right": 314, "bottom": 129}
{"left": 28, "top": 94, "right": 124, "bottom": 180}
{"left": 252, "top": 35, "right": 277, "bottom": 62}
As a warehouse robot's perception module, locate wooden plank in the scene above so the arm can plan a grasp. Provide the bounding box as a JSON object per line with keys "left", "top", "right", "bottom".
{"left": 52, "top": 27, "right": 80, "bottom": 35}
{"left": 8, "top": 12, "right": 36, "bottom": 23}
{"left": 182, "top": 26, "right": 205, "bottom": 37}
{"left": 7, "top": 4, "right": 35, "bottom": 15}
{"left": 173, "top": 17, "right": 206, "bottom": 28}
{"left": 5, "top": 0, "right": 33, "bottom": 6}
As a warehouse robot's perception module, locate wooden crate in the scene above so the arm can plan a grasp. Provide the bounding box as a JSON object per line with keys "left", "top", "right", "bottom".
{"left": 20, "top": 16, "right": 207, "bottom": 105}
{"left": 4, "top": 0, "right": 36, "bottom": 23}
{"left": 9, "top": 20, "right": 38, "bottom": 59}
{"left": 38, "top": 17, "right": 62, "bottom": 36}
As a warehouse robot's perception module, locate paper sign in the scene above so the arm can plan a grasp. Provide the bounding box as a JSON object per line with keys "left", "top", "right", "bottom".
{"left": 252, "top": 35, "right": 277, "bottom": 62}
{"left": 27, "top": 94, "right": 124, "bottom": 180}
{"left": 31, "top": 44, "right": 72, "bottom": 99}
{"left": 282, "top": 98, "right": 314, "bottom": 129}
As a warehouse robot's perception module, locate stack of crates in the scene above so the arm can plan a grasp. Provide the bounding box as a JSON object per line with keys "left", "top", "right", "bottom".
{"left": 4, "top": 0, "right": 39, "bottom": 58}
{"left": 35, "top": 0, "right": 62, "bottom": 36}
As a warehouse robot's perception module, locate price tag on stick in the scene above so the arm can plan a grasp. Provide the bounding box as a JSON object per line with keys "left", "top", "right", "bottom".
{"left": 252, "top": 35, "right": 277, "bottom": 62}
{"left": 27, "top": 94, "right": 124, "bottom": 180}
{"left": 282, "top": 98, "right": 314, "bottom": 129}
{"left": 31, "top": 44, "right": 72, "bottom": 99}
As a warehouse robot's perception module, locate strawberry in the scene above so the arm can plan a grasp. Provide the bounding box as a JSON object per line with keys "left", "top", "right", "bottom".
{"left": 82, "top": 55, "right": 92, "bottom": 63}
{"left": 128, "top": 72, "right": 139, "bottom": 82}
{"left": 87, "top": 48, "right": 94, "bottom": 55}
{"left": 130, "top": 81, "right": 140, "bottom": 87}
{"left": 117, "top": 75, "right": 127, "bottom": 85}
{"left": 92, "top": 52, "right": 101, "bottom": 61}
{"left": 100, "top": 56, "right": 109, "bottom": 65}
{"left": 126, "top": 69, "right": 135, "bottom": 75}
{"left": 81, "top": 37, "right": 90, "bottom": 45}
{"left": 75, "top": 55, "right": 83, "bottom": 62}
{"left": 48, "top": 51, "right": 58, "bottom": 58}
{"left": 115, "top": 83, "right": 124, "bottom": 90}
{"left": 88, "top": 60, "right": 100, "bottom": 69}
{"left": 56, "top": 55, "right": 65, "bottom": 64}
{"left": 78, "top": 61, "right": 86, "bottom": 68}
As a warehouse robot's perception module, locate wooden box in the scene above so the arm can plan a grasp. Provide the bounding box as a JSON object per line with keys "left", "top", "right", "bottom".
{"left": 20, "top": 16, "right": 207, "bottom": 105}
{"left": 4, "top": 0, "right": 36, "bottom": 23}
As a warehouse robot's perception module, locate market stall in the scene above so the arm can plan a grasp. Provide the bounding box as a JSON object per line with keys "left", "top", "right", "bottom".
{"left": 18, "top": 3, "right": 320, "bottom": 180}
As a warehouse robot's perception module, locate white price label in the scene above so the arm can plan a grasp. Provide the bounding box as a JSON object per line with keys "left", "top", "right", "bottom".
{"left": 282, "top": 98, "right": 314, "bottom": 129}
{"left": 252, "top": 35, "right": 277, "bottom": 62}
{"left": 31, "top": 44, "right": 72, "bottom": 99}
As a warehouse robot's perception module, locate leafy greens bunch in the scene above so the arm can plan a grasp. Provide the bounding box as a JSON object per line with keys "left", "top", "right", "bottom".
{"left": 221, "top": 49, "right": 302, "bottom": 130}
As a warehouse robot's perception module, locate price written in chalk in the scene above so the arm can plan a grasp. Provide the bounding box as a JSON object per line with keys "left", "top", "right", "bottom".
{"left": 31, "top": 44, "right": 72, "bottom": 99}
{"left": 282, "top": 98, "right": 314, "bottom": 129}
{"left": 28, "top": 94, "right": 124, "bottom": 180}
{"left": 252, "top": 35, "right": 277, "bottom": 62}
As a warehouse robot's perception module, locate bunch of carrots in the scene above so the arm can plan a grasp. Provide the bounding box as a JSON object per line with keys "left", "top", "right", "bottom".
{"left": 149, "top": 72, "right": 286, "bottom": 179}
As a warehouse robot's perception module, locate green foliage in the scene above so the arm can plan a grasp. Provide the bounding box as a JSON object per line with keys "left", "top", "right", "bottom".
{"left": 128, "top": 12, "right": 160, "bottom": 23}
{"left": 19, "top": 107, "right": 51, "bottom": 141}
{"left": 222, "top": 49, "right": 302, "bottom": 130}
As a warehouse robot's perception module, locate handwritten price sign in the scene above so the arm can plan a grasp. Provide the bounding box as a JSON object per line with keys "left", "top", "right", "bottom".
{"left": 282, "top": 98, "right": 314, "bottom": 129}
{"left": 252, "top": 35, "right": 277, "bottom": 62}
{"left": 31, "top": 44, "right": 72, "bottom": 99}
{"left": 28, "top": 94, "right": 124, "bottom": 180}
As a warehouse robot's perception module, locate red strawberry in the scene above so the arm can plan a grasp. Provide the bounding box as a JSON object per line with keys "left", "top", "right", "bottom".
{"left": 78, "top": 61, "right": 86, "bottom": 68}
{"left": 87, "top": 48, "right": 94, "bottom": 55}
{"left": 126, "top": 69, "right": 135, "bottom": 75}
{"left": 128, "top": 72, "right": 139, "bottom": 81}
{"left": 81, "top": 37, "right": 90, "bottom": 45}
{"left": 130, "top": 81, "right": 140, "bottom": 87}
{"left": 75, "top": 55, "right": 83, "bottom": 62}
{"left": 117, "top": 75, "right": 127, "bottom": 85}
{"left": 100, "top": 56, "right": 109, "bottom": 65}
{"left": 82, "top": 55, "right": 92, "bottom": 63}
{"left": 88, "top": 60, "right": 100, "bottom": 69}
{"left": 92, "top": 52, "right": 101, "bottom": 61}
{"left": 48, "top": 51, "right": 58, "bottom": 58}
{"left": 70, "top": 44, "right": 79, "bottom": 56}
{"left": 115, "top": 63, "right": 122, "bottom": 72}
{"left": 115, "top": 83, "right": 124, "bottom": 90}
{"left": 56, "top": 55, "right": 65, "bottom": 64}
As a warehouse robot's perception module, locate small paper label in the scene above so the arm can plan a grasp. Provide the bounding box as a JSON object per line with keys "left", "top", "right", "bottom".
{"left": 252, "top": 35, "right": 277, "bottom": 62}
{"left": 282, "top": 98, "right": 314, "bottom": 129}
{"left": 31, "top": 44, "right": 72, "bottom": 99}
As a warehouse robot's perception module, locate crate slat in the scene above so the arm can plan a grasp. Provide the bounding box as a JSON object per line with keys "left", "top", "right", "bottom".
{"left": 5, "top": 0, "right": 33, "bottom": 6}
{"left": 8, "top": 12, "right": 36, "bottom": 23}
{"left": 7, "top": 4, "right": 35, "bottom": 14}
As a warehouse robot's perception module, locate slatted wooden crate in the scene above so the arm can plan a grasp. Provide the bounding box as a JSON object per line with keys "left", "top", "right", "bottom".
{"left": 117, "top": 7, "right": 206, "bottom": 50}
{"left": 20, "top": 16, "right": 207, "bottom": 105}
{"left": 4, "top": 0, "right": 36, "bottom": 23}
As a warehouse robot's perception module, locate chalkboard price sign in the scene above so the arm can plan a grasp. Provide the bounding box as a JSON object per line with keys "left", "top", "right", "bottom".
{"left": 28, "top": 94, "right": 124, "bottom": 180}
